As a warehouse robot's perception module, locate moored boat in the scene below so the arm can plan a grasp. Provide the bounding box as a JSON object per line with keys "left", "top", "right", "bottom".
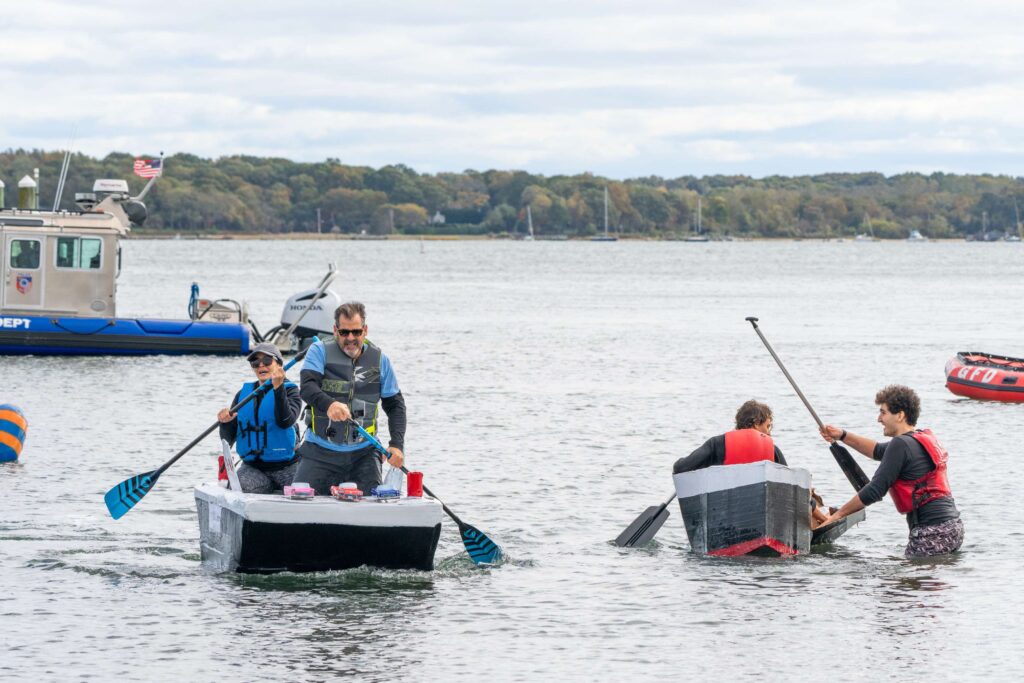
{"left": 194, "top": 483, "right": 443, "bottom": 573}
{"left": 673, "top": 461, "right": 863, "bottom": 556}
{"left": 945, "top": 351, "right": 1024, "bottom": 402}
{"left": 0, "top": 166, "right": 254, "bottom": 355}
{"left": 1, "top": 159, "right": 342, "bottom": 356}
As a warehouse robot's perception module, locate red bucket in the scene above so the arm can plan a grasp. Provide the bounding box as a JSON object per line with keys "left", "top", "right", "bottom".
{"left": 407, "top": 471, "right": 423, "bottom": 497}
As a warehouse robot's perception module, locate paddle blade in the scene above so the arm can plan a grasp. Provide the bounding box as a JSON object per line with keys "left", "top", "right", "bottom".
{"left": 829, "top": 442, "right": 870, "bottom": 490}
{"left": 615, "top": 505, "right": 670, "bottom": 548}
{"left": 104, "top": 470, "right": 159, "bottom": 520}
{"left": 459, "top": 523, "right": 503, "bottom": 565}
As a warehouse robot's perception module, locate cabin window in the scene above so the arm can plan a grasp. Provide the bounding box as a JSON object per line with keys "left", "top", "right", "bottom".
{"left": 9, "top": 239, "right": 41, "bottom": 269}
{"left": 56, "top": 237, "right": 102, "bottom": 270}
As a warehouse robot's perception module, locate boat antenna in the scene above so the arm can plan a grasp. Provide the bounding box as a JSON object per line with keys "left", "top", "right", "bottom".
{"left": 52, "top": 124, "right": 78, "bottom": 211}
{"left": 133, "top": 151, "right": 164, "bottom": 201}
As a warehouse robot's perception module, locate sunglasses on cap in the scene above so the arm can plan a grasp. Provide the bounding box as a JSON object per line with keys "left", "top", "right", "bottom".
{"left": 250, "top": 356, "right": 276, "bottom": 368}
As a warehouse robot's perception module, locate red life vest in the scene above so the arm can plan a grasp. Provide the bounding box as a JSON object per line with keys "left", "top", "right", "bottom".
{"left": 723, "top": 429, "right": 776, "bottom": 465}
{"left": 890, "top": 429, "right": 953, "bottom": 514}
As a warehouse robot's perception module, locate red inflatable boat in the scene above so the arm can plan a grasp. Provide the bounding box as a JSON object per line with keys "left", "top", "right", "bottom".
{"left": 945, "top": 352, "right": 1024, "bottom": 402}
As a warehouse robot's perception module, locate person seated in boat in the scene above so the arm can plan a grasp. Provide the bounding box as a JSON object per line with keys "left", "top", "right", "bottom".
{"left": 218, "top": 343, "right": 302, "bottom": 494}
{"left": 819, "top": 384, "right": 963, "bottom": 557}
{"left": 293, "top": 301, "right": 405, "bottom": 495}
{"left": 672, "top": 399, "right": 788, "bottom": 473}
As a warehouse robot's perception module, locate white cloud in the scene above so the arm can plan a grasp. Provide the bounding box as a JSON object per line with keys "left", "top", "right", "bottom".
{"left": 3, "top": 1, "right": 1024, "bottom": 177}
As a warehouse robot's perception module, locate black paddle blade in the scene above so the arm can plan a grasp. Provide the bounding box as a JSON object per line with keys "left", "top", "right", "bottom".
{"left": 829, "top": 442, "right": 870, "bottom": 490}
{"left": 459, "top": 523, "right": 503, "bottom": 565}
{"left": 615, "top": 505, "right": 671, "bottom": 547}
{"left": 104, "top": 470, "right": 160, "bottom": 520}
{"left": 811, "top": 508, "right": 867, "bottom": 545}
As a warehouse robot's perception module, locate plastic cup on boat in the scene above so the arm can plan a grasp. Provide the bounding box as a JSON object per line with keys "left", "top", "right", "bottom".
{"left": 406, "top": 471, "right": 423, "bottom": 497}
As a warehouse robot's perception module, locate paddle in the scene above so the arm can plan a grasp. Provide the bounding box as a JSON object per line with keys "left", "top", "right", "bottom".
{"left": 348, "top": 421, "right": 504, "bottom": 566}
{"left": 104, "top": 347, "right": 307, "bottom": 520}
{"left": 614, "top": 493, "right": 675, "bottom": 548}
{"left": 745, "top": 317, "right": 870, "bottom": 490}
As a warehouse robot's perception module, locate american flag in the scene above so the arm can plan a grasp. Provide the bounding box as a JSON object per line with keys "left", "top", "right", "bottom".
{"left": 133, "top": 158, "right": 163, "bottom": 179}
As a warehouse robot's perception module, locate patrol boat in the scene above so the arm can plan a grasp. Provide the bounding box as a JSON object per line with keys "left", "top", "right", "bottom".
{"left": 0, "top": 163, "right": 341, "bottom": 356}
{"left": 194, "top": 482, "right": 443, "bottom": 573}
{"left": 674, "top": 460, "right": 864, "bottom": 556}
{"left": 0, "top": 166, "right": 251, "bottom": 355}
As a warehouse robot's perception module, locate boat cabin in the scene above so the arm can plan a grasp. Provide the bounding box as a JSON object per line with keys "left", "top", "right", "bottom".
{"left": 1, "top": 179, "right": 139, "bottom": 318}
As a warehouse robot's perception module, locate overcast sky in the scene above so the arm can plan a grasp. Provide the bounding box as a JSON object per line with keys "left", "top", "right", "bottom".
{"left": 4, "top": 1, "right": 1024, "bottom": 178}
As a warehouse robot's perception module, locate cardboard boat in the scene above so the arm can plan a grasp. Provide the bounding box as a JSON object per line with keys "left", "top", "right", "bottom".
{"left": 673, "top": 461, "right": 863, "bottom": 556}
{"left": 194, "top": 483, "right": 443, "bottom": 573}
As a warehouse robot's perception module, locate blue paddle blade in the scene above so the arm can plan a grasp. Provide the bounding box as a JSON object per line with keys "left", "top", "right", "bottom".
{"left": 104, "top": 470, "right": 158, "bottom": 520}
{"left": 460, "top": 524, "right": 503, "bottom": 565}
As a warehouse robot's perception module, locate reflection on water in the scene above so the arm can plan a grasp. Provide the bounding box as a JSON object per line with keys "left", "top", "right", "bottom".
{"left": 3, "top": 240, "right": 1024, "bottom": 681}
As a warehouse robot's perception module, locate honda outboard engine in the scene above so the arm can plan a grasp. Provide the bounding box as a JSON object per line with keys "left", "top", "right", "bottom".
{"left": 280, "top": 287, "right": 342, "bottom": 344}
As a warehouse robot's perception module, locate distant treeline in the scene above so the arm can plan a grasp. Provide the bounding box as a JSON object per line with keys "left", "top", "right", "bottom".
{"left": 2, "top": 149, "right": 1023, "bottom": 239}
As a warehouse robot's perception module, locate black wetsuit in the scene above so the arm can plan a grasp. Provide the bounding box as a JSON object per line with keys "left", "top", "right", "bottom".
{"left": 858, "top": 435, "right": 960, "bottom": 529}
{"left": 672, "top": 434, "right": 787, "bottom": 474}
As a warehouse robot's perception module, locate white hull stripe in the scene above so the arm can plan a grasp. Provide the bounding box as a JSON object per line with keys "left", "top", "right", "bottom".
{"left": 673, "top": 461, "right": 812, "bottom": 498}
{"left": 194, "top": 483, "right": 443, "bottom": 527}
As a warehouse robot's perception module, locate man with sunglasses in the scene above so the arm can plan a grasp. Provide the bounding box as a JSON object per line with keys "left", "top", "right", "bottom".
{"left": 218, "top": 343, "right": 302, "bottom": 493}
{"left": 292, "top": 301, "right": 406, "bottom": 495}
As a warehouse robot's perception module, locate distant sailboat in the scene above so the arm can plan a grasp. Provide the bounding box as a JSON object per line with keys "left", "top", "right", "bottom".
{"left": 1008, "top": 200, "right": 1022, "bottom": 241}
{"left": 524, "top": 205, "right": 535, "bottom": 241}
{"left": 854, "top": 213, "right": 879, "bottom": 241}
{"left": 684, "top": 196, "right": 710, "bottom": 242}
{"left": 591, "top": 186, "right": 618, "bottom": 241}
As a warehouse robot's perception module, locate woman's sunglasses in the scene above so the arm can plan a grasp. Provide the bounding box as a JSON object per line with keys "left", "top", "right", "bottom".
{"left": 250, "top": 356, "right": 275, "bottom": 368}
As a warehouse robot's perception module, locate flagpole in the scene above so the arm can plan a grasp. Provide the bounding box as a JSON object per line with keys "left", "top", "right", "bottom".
{"left": 134, "top": 152, "right": 164, "bottom": 201}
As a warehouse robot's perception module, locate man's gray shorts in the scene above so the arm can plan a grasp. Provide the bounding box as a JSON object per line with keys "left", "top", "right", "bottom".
{"left": 292, "top": 441, "right": 382, "bottom": 495}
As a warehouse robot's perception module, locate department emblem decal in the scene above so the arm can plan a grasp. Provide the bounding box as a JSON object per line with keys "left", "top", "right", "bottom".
{"left": 15, "top": 274, "right": 32, "bottom": 294}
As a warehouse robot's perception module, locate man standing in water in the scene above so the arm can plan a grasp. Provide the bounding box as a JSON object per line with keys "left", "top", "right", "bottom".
{"left": 293, "top": 302, "right": 405, "bottom": 495}
{"left": 820, "top": 385, "right": 964, "bottom": 557}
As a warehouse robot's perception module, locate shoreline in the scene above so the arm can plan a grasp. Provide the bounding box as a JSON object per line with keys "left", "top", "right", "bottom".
{"left": 126, "top": 231, "right": 975, "bottom": 243}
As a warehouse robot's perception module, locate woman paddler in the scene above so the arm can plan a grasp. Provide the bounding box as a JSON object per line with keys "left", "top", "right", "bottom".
{"left": 217, "top": 342, "right": 303, "bottom": 493}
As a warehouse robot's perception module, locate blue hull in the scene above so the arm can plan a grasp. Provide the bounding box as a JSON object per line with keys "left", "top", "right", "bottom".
{"left": 0, "top": 315, "right": 250, "bottom": 356}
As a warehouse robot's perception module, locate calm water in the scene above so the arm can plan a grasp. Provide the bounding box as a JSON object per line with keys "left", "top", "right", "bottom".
{"left": 2, "top": 239, "right": 1023, "bottom": 681}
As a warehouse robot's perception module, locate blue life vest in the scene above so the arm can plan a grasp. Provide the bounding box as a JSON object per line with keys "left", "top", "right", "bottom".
{"left": 235, "top": 381, "right": 297, "bottom": 462}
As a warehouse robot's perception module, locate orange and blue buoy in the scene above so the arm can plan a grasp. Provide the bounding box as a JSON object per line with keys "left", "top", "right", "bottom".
{"left": 0, "top": 404, "right": 27, "bottom": 462}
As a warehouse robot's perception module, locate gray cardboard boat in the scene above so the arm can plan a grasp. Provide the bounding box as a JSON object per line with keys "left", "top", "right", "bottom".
{"left": 673, "top": 461, "right": 864, "bottom": 556}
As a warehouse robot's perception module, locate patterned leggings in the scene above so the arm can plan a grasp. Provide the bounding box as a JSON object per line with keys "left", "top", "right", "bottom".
{"left": 906, "top": 517, "right": 964, "bottom": 557}
{"left": 236, "top": 460, "right": 299, "bottom": 494}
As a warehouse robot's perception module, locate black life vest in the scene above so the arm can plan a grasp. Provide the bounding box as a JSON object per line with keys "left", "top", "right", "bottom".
{"left": 309, "top": 339, "right": 382, "bottom": 447}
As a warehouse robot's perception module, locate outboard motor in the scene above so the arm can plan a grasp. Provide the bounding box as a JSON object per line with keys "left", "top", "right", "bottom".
{"left": 259, "top": 264, "right": 342, "bottom": 353}
{"left": 280, "top": 287, "right": 342, "bottom": 343}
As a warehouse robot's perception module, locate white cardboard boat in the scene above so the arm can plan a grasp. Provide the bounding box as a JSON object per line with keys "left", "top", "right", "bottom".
{"left": 194, "top": 483, "right": 443, "bottom": 573}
